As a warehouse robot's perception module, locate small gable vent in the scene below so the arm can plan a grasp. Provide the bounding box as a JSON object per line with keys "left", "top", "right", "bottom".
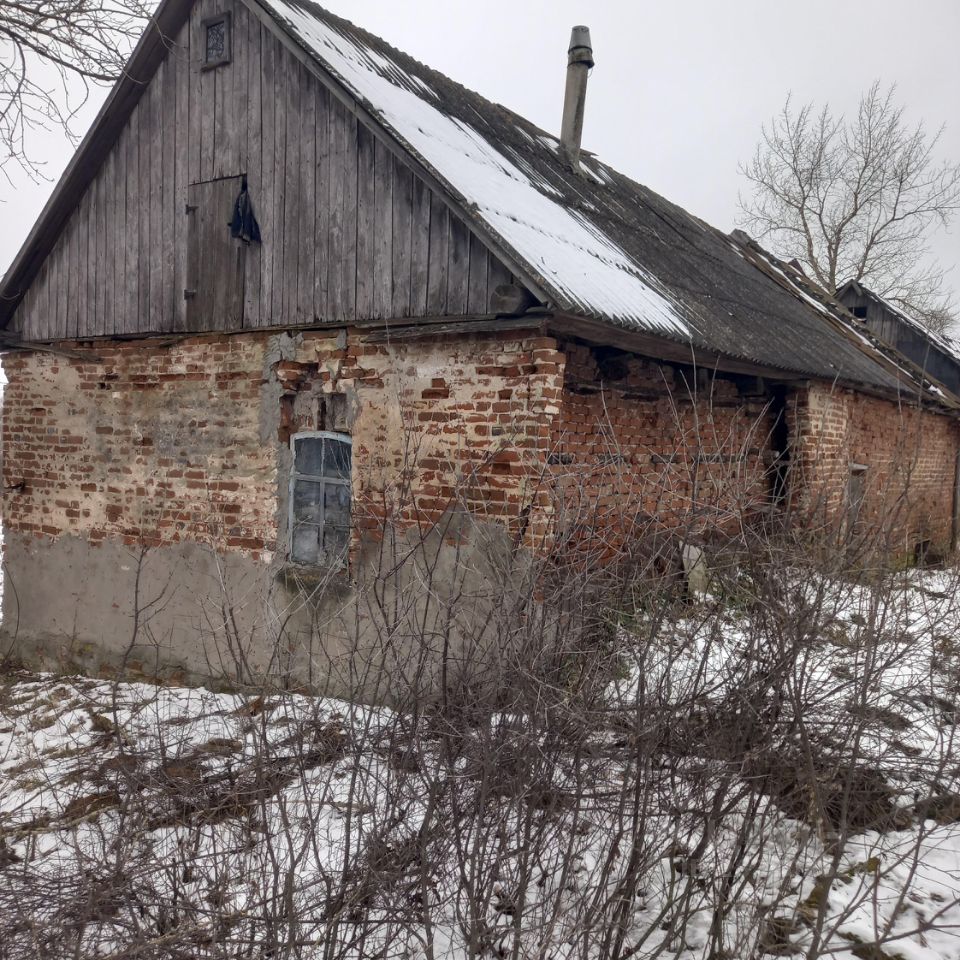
{"left": 202, "top": 12, "right": 232, "bottom": 69}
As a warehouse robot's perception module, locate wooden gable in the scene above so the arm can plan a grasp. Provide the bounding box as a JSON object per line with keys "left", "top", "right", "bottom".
{"left": 8, "top": 0, "right": 520, "bottom": 342}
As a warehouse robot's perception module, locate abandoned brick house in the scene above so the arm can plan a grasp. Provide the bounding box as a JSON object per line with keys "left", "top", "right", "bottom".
{"left": 0, "top": 0, "right": 958, "bottom": 685}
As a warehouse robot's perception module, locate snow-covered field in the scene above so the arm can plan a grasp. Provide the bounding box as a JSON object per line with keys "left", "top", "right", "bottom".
{"left": 1, "top": 567, "right": 960, "bottom": 958}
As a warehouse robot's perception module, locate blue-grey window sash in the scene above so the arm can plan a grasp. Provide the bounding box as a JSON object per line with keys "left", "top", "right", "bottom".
{"left": 289, "top": 431, "right": 352, "bottom": 564}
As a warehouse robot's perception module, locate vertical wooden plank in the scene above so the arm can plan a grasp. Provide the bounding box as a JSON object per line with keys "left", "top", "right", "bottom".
{"left": 88, "top": 167, "right": 99, "bottom": 337}
{"left": 63, "top": 230, "right": 74, "bottom": 339}
{"left": 340, "top": 111, "right": 358, "bottom": 321}
{"left": 327, "top": 97, "right": 345, "bottom": 321}
{"left": 75, "top": 188, "right": 90, "bottom": 336}
{"left": 138, "top": 81, "right": 153, "bottom": 333}
{"left": 213, "top": 10, "right": 234, "bottom": 178}
{"left": 487, "top": 255, "right": 512, "bottom": 312}
{"left": 313, "top": 83, "right": 329, "bottom": 320}
{"left": 372, "top": 136, "right": 393, "bottom": 319}
{"left": 90, "top": 176, "right": 105, "bottom": 337}
{"left": 174, "top": 17, "right": 191, "bottom": 332}
{"left": 198, "top": 0, "right": 216, "bottom": 181}
{"left": 40, "top": 254, "right": 53, "bottom": 340}
{"left": 48, "top": 229, "right": 62, "bottom": 339}
{"left": 102, "top": 150, "right": 115, "bottom": 337}
{"left": 161, "top": 47, "right": 177, "bottom": 332}
{"left": 355, "top": 122, "right": 376, "bottom": 319}
{"left": 112, "top": 126, "right": 127, "bottom": 335}
{"left": 232, "top": 2, "right": 247, "bottom": 174}
{"left": 87, "top": 177, "right": 99, "bottom": 338}
{"left": 426, "top": 190, "right": 448, "bottom": 316}
{"left": 271, "top": 33, "right": 288, "bottom": 323}
{"left": 185, "top": 183, "right": 199, "bottom": 328}
{"left": 187, "top": 0, "right": 202, "bottom": 185}
{"left": 447, "top": 214, "right": 469, "bottom": 314}
{"left": 35, "top": 259, "right": 50, "bottom": 341}
{"left": 296, "top": 62, "right": 315, "bottom": 324}
{"left": 467, "top": 234, "right": 489, "bottom": 314}
{"left": 242, "top": 10, "right": 262, "bottom": 326}
{"left": 149, "top": 60, "right": 164, "bottom": 333}
{"left": 258, "top": 31, "right": 276, "bottom": 324}
{"left": 65, "top": 198, "right": 79, "bottom": 339}
{"left": 97, "top": 161, "right": 109, "bottom": 337}
{"left": 126, "top": 105, "right": 140, "bottom": 333}
{"left": 221, "top": 176, "right": 245, "bottom": 328}
{"left": 281, "top": 59, "right": 301, "bottom": 323}
{"left": 20, "top": 263, "right": 36, "bottom": 340}
{"left": 409, "top": 174, "right": 430, "bottom": 317}
{"left": 391, "top": 158, "right": 412, "bottom": 319}
{"left": 60, "top": 224, "right": 71, "bottom": 339}
{"left": 15, "top": 285, "right": 31, "bottom": 340}
{"left": 66, "top": 202, "right": 78, "bottom": 338}
{"left": 97, "top": 146, "right": 114, "bottom": 337}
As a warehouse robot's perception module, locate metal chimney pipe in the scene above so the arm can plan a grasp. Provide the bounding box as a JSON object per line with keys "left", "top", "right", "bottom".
{"left": 560, "top": 25, "right": 594, "bottom": 170}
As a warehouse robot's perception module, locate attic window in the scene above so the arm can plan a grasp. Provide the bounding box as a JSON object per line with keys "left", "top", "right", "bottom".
{"left": 852, "top": 306, "right": 868, "bottom": 319}
{"left": 202, "top": 13, "right": 231, "bottom": 69}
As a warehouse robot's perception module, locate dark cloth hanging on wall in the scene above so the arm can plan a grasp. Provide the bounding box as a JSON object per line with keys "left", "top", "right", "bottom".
{"left": 229, "top": 178, "right": 262, "bottom": 244}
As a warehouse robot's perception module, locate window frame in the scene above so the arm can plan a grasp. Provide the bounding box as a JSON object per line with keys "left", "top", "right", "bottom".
{"left": 288, "top": 431, "right": 352, "bottom": 566}
{"left": 201, "top": 12, "right": 232, "bottom": 71}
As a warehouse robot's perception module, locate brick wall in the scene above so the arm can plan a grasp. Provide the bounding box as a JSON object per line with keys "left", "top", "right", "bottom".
{"left": 0, "top": 328, "right": 564, "bottom": 562}
{"left": 786, "top": 382, "right": 960, "bottom": 554}
{"left": 549, "top": 343, "right": 777, "bottom": 553}
{"left": 1, "top": 336, "right": 278, "bottom": 559}
{"left": 272, "top": 328, "right": 564, "bottom": 550}
{"left": 3, "top": 333, "right": 957, "bottom": 574}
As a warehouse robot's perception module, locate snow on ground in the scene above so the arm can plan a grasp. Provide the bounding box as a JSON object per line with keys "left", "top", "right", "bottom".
{"left": 2, "top": 568, "right": 960, "bottom": 958}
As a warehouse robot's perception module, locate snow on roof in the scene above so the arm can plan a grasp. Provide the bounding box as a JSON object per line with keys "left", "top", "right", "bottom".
{"left": 265, "top": 0, "right": 693, "bottom": 337}
{"left": 258, "top": 1, "right": 929, "bottom": 394}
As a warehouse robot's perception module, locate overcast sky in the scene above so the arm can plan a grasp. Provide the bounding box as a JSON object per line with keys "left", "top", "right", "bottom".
{"left": 2, "top": 0, "right": 958, "bottom": 302}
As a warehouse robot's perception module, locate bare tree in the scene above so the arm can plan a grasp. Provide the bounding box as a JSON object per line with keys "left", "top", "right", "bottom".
{"left": 739, "top": 81, "right": 960, "bottom": 333}
{"left": 0, "top": 0, "right": 150, "bottom": 178}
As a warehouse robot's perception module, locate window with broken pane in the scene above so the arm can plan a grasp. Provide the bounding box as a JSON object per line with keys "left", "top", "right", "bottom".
{"left": 289, "top": 432, "right": 352, "bottom": 565}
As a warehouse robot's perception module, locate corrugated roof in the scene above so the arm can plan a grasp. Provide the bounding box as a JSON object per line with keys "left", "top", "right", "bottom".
{"left": 261, "top": 0, "right": 912, "bottom": 394}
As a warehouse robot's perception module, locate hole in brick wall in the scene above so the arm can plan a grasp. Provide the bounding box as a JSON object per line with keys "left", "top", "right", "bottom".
{"left": 278, "top": 395, "right": 295, "bottom": 444}
{"left": 595, "top": 347, "right": 631, "bottom": 382}
{"left": 318, "top": 394, "right": 348, "bottom": 433}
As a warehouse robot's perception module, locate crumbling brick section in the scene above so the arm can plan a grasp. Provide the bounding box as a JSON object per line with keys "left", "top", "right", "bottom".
{"left": 1, "top": 328, "right": 565, "bottom": 563}
{"left": 4, "top": 330, "right": 956, "bottom": 570}
{"left": 275, "top": 329, "right": 564, "bottom": 550}
{"left": 786, "top": 382, "right": 960, "bottom": 555}
{"left": 549, "top": 343, "right": 776, "bottom": 555}
{"left": 2, "top": 336, "right": 279, "bottom": 558}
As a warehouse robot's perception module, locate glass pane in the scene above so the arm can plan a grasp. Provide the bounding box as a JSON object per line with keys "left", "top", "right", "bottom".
{"left": 205, "top": 20, "right": 226, "bottom": 62}
{"left": 293, "top": 479, "right": 324, "bottom": 525}
{"left": 292, "top": 524, "right": 322, "bottom": 565}
{"left": 323, "top": 482, "right": 351, "bottom": 527}
{"left": 323, "top": 439, "right": 352, "bottom": 479}
{"left": 294, "top": 437, "right": 325, "bottom": 478}
{"left": 324, "top": 525, "right": 349, "bottom": 559}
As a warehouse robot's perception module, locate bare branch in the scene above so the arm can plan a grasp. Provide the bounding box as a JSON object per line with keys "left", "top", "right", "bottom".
{"left": 0, "top": 0, "right": 151, "bottom": 178}
{"left": 739, "top": 81, "right": 960, "bottom": 333}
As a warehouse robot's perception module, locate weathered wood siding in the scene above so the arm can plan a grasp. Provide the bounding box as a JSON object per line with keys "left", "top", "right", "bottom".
{"left": 11, "top": 0, "right": 516, "bottom": 341}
